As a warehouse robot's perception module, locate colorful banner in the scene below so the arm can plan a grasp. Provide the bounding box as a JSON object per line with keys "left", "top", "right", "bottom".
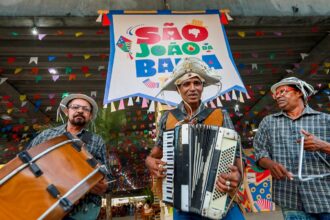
{"left": 104, "top": 10, "right": 246, "bottom": 106}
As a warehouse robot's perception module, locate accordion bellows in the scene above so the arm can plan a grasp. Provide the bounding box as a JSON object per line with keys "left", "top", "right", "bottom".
{"left": 162, "top": 124, "right": 238, "bottom": 219}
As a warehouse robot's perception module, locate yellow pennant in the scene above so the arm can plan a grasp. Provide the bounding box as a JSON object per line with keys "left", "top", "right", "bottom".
{"left": 237, "top": 31, "right": 246, "bottom": 38}
{"left": 75, "top": 32, "right": 84, "bottom": 37}
{"left": 19, "top": 95, "right": 26, "bottom": 101}
{"left": 14, "top": 68, "right": 23, "bottom": 74}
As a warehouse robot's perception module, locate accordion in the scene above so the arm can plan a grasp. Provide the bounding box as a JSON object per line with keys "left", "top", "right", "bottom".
{"left": 162, "top": 124, "right": 238, "bottom": 219}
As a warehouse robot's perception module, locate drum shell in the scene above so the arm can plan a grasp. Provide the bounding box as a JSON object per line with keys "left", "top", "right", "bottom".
{"left": 0, "top": 135, "right": 105, "bottom": 220}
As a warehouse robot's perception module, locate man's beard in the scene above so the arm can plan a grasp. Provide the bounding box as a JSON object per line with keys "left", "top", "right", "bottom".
{"left": 69, "top": 115, "right": 87, "bottom": 126}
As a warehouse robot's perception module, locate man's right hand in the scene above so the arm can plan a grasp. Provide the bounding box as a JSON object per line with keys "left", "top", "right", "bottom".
{"left": 145, "top": 155, "right": 166, "bottom": 178}
{"left": 258, "top": 157, "right": 293, "bottom": 180}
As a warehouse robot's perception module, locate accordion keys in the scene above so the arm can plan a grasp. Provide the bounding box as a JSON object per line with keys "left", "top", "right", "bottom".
{"left": 162, "top": 124, "right": 238, "bottom": 219}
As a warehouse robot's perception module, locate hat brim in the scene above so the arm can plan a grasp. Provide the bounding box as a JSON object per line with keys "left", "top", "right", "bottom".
{"left": 270, "top": 81, "right": 300, "bottom": 94}
{"left": 160, "top": 71, "right": 220, "bottom": 92}
{"left": 60, "top": 94, "right": 98, "bottom": 120}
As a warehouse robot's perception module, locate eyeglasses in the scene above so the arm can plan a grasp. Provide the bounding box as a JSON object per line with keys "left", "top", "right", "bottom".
{"left": 68, "top": 104, "right": 92, "bottom": 113}
{"left": 272, "top": 87, "right": 296, "bottom": 99}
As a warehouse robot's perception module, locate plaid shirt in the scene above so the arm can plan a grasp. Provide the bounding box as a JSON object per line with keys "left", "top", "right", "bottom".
{"left": 253, "top": 105, "right": 330, "bottom": 213}
{"left": 156, "top": 102, "right": 241, "bottom": 156}
{"left": 27, "top": 124, "right": 108, "bottom": 209}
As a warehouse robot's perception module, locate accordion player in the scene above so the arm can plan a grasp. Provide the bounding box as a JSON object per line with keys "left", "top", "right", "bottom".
{"left": 162, "top": 124, "right": 239, "bottom": 219}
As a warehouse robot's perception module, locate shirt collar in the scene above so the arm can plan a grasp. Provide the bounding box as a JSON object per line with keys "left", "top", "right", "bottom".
{"left": 274, "top": 105, "right": 320, "bottom": 117}
{"left": 52, "top": 123, "right": 87, "bottom": 136}
{"left": 177, "top": 101, "right": 205, "bottom": 118}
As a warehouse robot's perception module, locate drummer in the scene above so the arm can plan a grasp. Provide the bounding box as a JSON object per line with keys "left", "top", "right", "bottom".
{"left": 27, "top": 93, "right": 111, "bottom": 220}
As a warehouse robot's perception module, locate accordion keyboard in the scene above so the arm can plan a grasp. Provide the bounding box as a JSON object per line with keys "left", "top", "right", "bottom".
{"left": 162, "top": 130, "right": 175, "bottom": 204}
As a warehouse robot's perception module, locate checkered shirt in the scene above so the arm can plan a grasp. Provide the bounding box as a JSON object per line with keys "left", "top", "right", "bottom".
{"left": 253, "top": 105, "right": 330, "bottom": 213}
{"left": 27, "top": 124, "right": 108, "bottom": 208}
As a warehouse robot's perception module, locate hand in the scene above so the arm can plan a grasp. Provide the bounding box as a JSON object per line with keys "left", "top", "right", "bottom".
{"left": 300, "top": 129, "right": 323, "bottom": 152}
{"left": 90, "top": 178, "right": 108, "bottom": 195}
{"left": 216, "top": 165, "right": 242, "bottom": 193}
{"left": 268, "top": 161, "right": 293, "bottom": 180}
{"left": 145, "top": 155, "right": 166, "bottom": 178}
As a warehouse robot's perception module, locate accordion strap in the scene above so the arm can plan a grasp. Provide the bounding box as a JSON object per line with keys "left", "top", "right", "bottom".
{"left": 166, "top": 108, "right": 223, "bottom": 130}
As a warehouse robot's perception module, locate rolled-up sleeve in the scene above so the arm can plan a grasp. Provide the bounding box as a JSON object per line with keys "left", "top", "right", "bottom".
{"left": 253, "top": 116, "right": 271, "bottom": 161}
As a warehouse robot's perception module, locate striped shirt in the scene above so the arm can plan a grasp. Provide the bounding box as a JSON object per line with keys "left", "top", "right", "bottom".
{"left": 27, "top": 124, "right": 108, "bottom": 209}
{"left": 253, "top": 105, "right": 330, "bottom": 213}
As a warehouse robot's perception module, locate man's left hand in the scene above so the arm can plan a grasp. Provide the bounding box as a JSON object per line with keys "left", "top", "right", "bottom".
{"left": 90, "top": 179, "right": 108, "bottom": 196}
{"left": 300, "top": 129, "right": 325, "bottom": 152}
{"left": 216, "top": 165, "right": 242, "bottom": 193}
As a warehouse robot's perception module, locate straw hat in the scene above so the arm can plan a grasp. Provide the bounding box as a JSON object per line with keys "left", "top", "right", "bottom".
{"left": 59, "top": 94, "right": 98, "bottom": 120}
{"left": 271, "top": 77, "right": 315, "bottom": 102}
{"left": 159, "top": 57, "right": 221, "bottom": 92}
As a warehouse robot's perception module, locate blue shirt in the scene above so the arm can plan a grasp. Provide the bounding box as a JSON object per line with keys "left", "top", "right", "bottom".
{"left": 253, "top": 106, "right": 330, "bottom": 213}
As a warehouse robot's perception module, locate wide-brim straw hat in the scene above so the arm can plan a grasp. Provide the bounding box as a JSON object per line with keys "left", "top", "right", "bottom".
{"left": 271, "top": 77, "right": 314, "bottom": 102}
{"left": 159, "top": 57, "right": 221, "bottom": 92}
{"left": 59, "top": 94, "right": 98, "bottom": 120}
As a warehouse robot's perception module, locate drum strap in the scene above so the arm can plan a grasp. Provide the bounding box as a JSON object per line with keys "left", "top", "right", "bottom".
{"left": 80, "top": 131, "right": 93, "bottom": 145}
{"left": 166, "top": 108, "right": 223, "bottom": 130}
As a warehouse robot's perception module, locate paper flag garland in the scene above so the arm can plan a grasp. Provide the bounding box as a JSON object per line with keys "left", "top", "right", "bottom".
{"left": 29, "top": 57, "right": 38, "bottom": 64}
{"left": 118, "top": 99, "right": 125, "bottom": 110}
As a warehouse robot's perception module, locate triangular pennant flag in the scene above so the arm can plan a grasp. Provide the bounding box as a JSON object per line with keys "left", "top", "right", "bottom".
{"left": 45, "top": 106, "right": 52, "bottom": 112}
{"left": 142, "top": 98, "right": 148, "bottom": 108}
{"left": 118, "top": 99, "right": 125, "bottom": 110}
{"left": 21, "top": 101, "right": 28, "bottom": 107}
{"left": 83, "top": 54, "right": 91, "bottom": 60}
{"left": 35, "top": 75, "right": 42, "bottom": 83}
{"left": 128, "top": 97, "right": 133, "bottom": 106}
{"left": 91, "top": 91, "right": 97, "bottom": 98}
{"left": 14, "top": 68, "right": 23, "bottom": 74}
{"left": 29, "top": 57, "right": 38, "bottom": 64}
{"left": 38, "top": 34, "right": 47, "bottom": 40}
{"left": 136, "top": 97, "right": 140, "bottom": 103}
{"left": 84, "top": 73, "right": 92, "bottom": 78}
{"left": 19, "top": 95, "right": 26, "bottom": 102}
{"left": 31, "top": 67, "right": 39, "bottom": 75}
{"left": 147, "top": 101, "right": 155, "bottom": 112}
{"left": 252, "top": 63, "right": 258, "bottom": 70}
{"left": 75, "top": 32, "right": 84, "bottom": 37}
{"left": 231, "top": 90, "right": 237, "bottom": 100}
{"left": 48, "top": 93, "right": 56, "bottom": 99}
{"left": 209, "top": 101, "right": 216, "bottom": 108}
{"left": 157, "top": 102, "right": 163, "bottom": 111}
{"left": 216, "top": 97, "right": 223, "bottom": 107}
{"left": 246, "top": 92, "right": 251, "bottom": 99}
{"left": 220, "top": 95, "right": 225, "bottom": 100}
{"left": 69, "top": 73, "right": 76, "bottom": 80}
{"left": 110, "top": 102, "right": 116, "bottom": 112}
{"left": 237, "top": 31, "right": 246, "bottom": 38}
{"left": 239, "top": 92, "right": 245, "bottom": 103}
{"left": 65, "top": 67, "right": 72, "bottom": 74}
{"left": 96, "top": 13, "right": 103, "bottom": 23}
{"left": 225, "top": 93, "right": 231, "bottom": 101}
{"left": 48, "top": 68, "right": 57, "bottom": 74}
{"left": 103, "top": 104, "right": 108, "bottom": 109}
{"left": 220, "top": 13, "right": 228, "bottom": 25}
{"left": 0, "top": 78, "right": 8, "bottom": 85}
{"left": 102, "top": 14, "right": 111, "bottom": 26}
{"left": 52, "top": 75, "right": 60, "bottom": 82}
{"left": 225, "top": 12, "right": 233, "bottom": 21}
{"left": 300, "top": 53, "right": 309, "bottom": 60}
{"left": 48, "top": 56, "right": 56, "bottom": 62}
